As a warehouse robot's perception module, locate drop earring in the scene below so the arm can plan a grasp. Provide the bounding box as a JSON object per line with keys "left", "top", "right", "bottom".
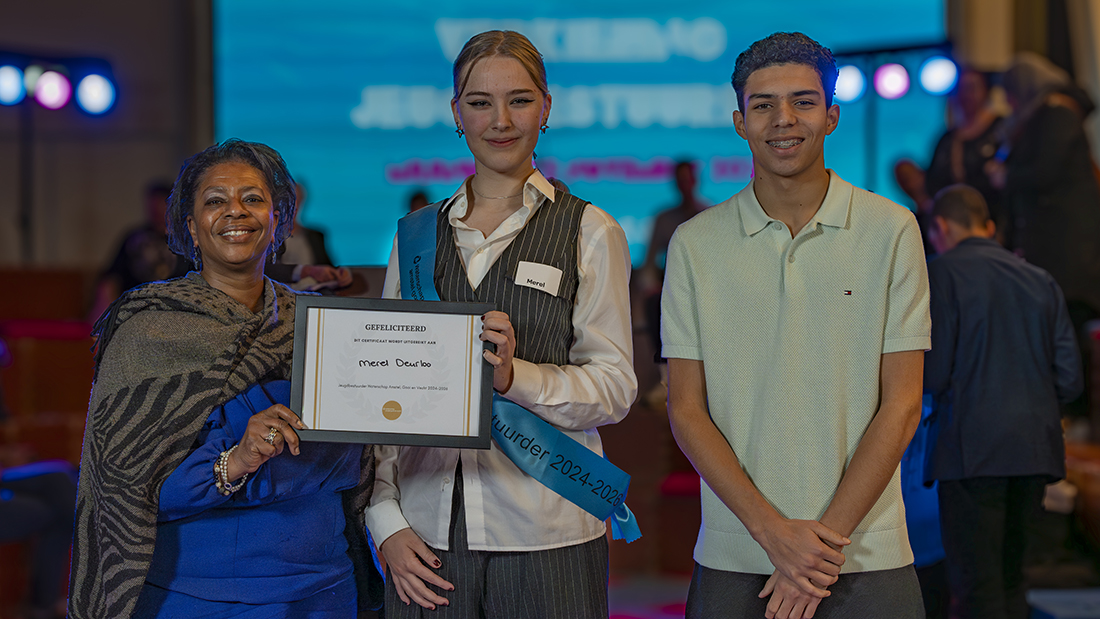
{"left": 540, "top": 123, "right": 549, "bottom": 134}
{"left": 455, "top": 127, "right": 464, "bottom": 137}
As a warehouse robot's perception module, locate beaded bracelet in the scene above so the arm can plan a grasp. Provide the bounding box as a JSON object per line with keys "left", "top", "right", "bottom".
{"left": 213, "top": 444, "right": 248, "bottom": 496}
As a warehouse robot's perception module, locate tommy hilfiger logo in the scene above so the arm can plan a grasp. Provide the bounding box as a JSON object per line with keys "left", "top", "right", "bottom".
{"left": 843, "top": 290, "right": 853, "bottom": 295}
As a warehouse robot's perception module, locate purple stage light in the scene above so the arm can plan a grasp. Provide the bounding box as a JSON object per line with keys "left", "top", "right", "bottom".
{"left": 34, "top": 70, "right": 71, "bottom": 109}
{"left": 873, "top": 63, "right": 909, "bottom": 100}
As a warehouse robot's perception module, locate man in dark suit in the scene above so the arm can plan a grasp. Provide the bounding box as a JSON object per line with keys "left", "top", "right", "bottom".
{"left": 923, "top": 184, "right": 1082, "bottom": 619}
{"left": 266, "top": 181, "right": 351, "bottom": 290}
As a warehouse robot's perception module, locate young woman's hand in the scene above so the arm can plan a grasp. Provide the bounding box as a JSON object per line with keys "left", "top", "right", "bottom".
{"left": 481, "top": 311, "right": 516, "bottom": 393}
{"left": 380, "top": 528, "right": 454, "bottom": 609}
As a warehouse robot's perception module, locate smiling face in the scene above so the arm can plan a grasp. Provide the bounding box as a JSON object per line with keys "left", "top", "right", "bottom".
{"left": 186, "top": 161, "right": 278, "bottom": 277}
{"left": 452, "top": 55, "right": 550, "bottom": 178}
{"left": 733, "top": 63, "right": 839, "bottom": 183}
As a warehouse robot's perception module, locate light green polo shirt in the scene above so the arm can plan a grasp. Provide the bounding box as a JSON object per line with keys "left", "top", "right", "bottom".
{"left": 662, "top": 170, "right": 930, "bottom": 574}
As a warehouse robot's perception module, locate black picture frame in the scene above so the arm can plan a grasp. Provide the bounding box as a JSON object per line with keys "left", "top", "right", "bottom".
{"left": 291, "top": 295, "right": 495, "bottom": 449}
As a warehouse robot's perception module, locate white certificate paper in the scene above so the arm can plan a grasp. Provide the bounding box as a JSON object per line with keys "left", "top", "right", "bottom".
{"left": 291, "top": 297, "right": 494, "bottom": 448}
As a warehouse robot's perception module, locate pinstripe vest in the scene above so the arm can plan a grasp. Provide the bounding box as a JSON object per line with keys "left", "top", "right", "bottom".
{"left": 434, "top": 193, "right": 587, "bottom": 366}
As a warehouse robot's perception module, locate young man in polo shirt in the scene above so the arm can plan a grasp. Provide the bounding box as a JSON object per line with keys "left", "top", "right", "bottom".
{"left": 662, "top": 32, "right": 930, "bottom": 619}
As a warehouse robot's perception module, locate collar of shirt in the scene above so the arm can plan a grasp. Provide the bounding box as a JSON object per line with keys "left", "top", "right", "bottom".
{"left": 740, "top": 169, "right": 853, "bottom": 236}
{"left": 444, "top": 169, "right": 557, "bottom": 288}
{"left": 446, "top": 169, "right": 557, "bottom": 237}
{"left": 954, "top": 236, "right": 1001, "bottom": 251}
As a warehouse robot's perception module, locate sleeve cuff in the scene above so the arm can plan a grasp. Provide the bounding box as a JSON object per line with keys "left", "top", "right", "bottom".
{"left": 364, "top": 498, "right": 411, "bottom": 546}
{"left": 501, "top": 357, "right": 542, "bottom": 408}
{"left": 883, "top": 336, "right": 931, "bottom": 354}
{"left": 661, "top": 345, "right": 702, "bottom": 360}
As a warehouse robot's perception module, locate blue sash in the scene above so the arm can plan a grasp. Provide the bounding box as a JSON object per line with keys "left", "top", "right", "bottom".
{"left": 397, "top": 202, "right": 641, "bottom": 542}
{"left": 396, "top": 204, "right": 442, "bottom": 302}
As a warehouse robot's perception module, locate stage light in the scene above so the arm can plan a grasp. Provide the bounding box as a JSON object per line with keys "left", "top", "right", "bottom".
{"left": 0, "top": 65, "right": 25, "bottom": 105}
{"left": 874, "top": 63, "right": 909, "bottom": 100}
{"left": 34, "top": 70, "right": 71, "bottom": 109}
{"left": 23, "top": 64, "right": 42, "bottom": 93}
{"left": 834, "top": 65, "right": 866, "bottom": 103}
{"left": 919, "top": 56, "right": 958, "bottom": 95}
{"left": 76, "top": 74, "right": 115, "bottom": 114}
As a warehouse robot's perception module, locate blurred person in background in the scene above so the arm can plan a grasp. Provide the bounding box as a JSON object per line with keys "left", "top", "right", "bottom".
{"left": 995, "top": 51, "right": 1100, "bottom": 422}
{"left": 407, "top": 189, "right": 430, "bottom": 213}
{"left": 0, "top": 461, "right": 76, "bottom": 619}
{"left": 641, "top": 160, "right": 707, "bottom": 289}
{"left": 895, "top": 67, "right": 1005, "bottom": 255}
{"left": 898, "top": 396, "right": 948, "bottom": 619}
{"left": 89, "top": 182, "right": 190, "bottom": 320}
{"left": 0, "top": 334, "right": 75, "bottom": 619}
{"left": 69, "top": 139, "right": 382, "bottom": 619}
{"left": 267, "top": 181, "right": 353, "bottom": 292}
{"left": 922, "top": 184, "right": 1081, "bottom": 619}
{"left": 640, "top": 160, "right": 707, "bottom": 407}
{"left": 924, "top": 68, "right": 1005, "bottom": 232}
{"left": 893, "top": 159, "right": 936, "bottom": 256}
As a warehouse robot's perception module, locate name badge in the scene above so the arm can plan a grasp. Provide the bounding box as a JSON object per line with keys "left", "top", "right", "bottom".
{"left": 515, "top": 261, "right": 563, "bottom": 296}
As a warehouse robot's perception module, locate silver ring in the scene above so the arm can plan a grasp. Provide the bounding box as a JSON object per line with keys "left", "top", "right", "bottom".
{"left": 264, "top": 427, "right": 279, "bottom": 445}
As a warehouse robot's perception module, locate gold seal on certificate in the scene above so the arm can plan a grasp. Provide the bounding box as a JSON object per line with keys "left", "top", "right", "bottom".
{"left": 290, "top": 296, "right": 494, "bottom": 448}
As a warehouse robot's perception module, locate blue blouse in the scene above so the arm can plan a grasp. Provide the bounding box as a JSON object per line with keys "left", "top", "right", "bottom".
{"left": 146, "top": 380, "right": 362, "bottom": 605}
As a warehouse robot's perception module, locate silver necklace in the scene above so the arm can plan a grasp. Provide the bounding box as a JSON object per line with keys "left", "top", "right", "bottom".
{"left": 471, "top": 184, "right": 523, "bottom": 200}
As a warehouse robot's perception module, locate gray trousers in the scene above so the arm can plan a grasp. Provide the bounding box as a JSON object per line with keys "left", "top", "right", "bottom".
{"left": 384, "top": 464, "right": 608, "bottom": 619}
{"left": 686, "top": 563, "right": 925, "bottom": 619}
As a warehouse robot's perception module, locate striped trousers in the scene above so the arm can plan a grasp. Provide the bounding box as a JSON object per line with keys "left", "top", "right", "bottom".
{"left": 384, "top": 463, "right": 608, "bottom": 619}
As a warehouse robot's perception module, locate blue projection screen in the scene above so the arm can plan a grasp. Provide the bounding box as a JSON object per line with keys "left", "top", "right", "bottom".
{"left": 214, "top": 1, "right": 946, "bottom": 266}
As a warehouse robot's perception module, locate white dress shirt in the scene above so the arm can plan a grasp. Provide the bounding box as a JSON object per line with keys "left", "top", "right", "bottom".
{"left": 365, "top": 170, "right": 637, "bottom": 551}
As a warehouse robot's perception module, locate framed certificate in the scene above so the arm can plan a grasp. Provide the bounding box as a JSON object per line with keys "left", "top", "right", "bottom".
{"left": 290, "top": 296, "right": 495, "bottom": 448}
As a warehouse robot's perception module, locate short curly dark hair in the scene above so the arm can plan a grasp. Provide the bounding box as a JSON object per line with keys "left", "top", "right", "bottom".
{"left": 732, "top": 32, "right": 838, "bottom": 112}
{"left": 165, "top": 139, "right": 297, "bottom": 268}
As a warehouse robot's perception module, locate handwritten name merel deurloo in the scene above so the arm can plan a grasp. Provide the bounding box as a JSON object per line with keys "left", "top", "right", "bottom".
{"left": 359, "top": 358, "right": 431, "bottom": 368}
{"left": 361, "top": 323, "right": 431, "bottom": 368}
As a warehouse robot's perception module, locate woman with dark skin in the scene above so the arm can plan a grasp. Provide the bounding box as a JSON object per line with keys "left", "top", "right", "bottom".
{"left": 69, "top": 139, "right": 381, "bottom": 619}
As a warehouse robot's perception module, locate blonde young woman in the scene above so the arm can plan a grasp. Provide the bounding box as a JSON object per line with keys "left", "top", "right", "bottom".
{"left": 364, "top": 30, "right": 637, "bottom": 618}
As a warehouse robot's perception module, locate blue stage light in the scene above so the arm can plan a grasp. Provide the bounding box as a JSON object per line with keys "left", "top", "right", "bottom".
{"left": 919, "top": 56, "right": 958, "bottom": 95}
{"left": 0, "top": 65, "right": 25, "bottom": 105}
{"left": 835, "top": 65, "right": 866, "bottom": 103}
{"left": 76, "top": 74, "right": 116, "bottom": 114}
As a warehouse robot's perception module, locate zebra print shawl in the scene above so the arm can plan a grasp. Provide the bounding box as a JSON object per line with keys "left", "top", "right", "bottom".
{"left": 68, "top": 272, "right": 381, "bottom": 618}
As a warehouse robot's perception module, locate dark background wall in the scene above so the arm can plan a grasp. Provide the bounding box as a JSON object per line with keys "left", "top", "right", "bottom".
{"left": 0, "top": 0, "right": 212, "bottom": 269}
